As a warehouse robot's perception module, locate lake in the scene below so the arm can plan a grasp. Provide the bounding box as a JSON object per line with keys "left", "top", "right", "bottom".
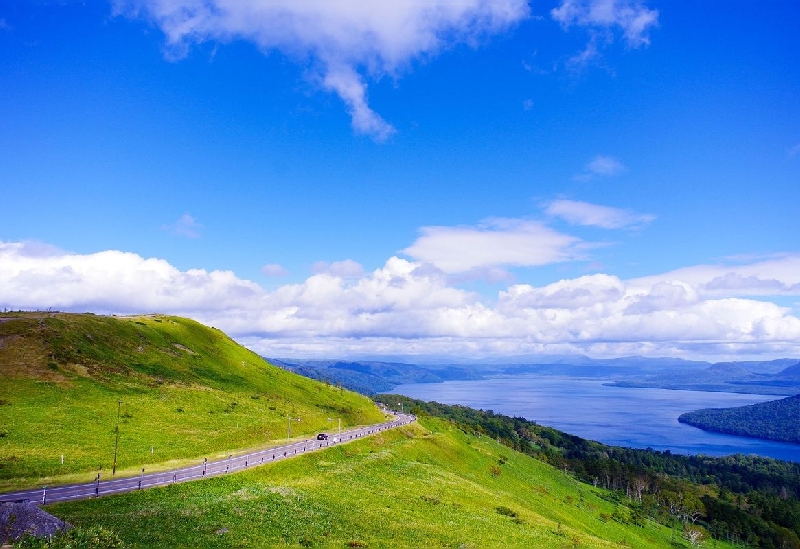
{"left": 391, "top": 376, "right": 800, "bottom": 462}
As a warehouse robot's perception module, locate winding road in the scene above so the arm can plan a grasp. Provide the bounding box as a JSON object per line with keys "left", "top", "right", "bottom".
{"left": 0, "top": 413, "right": 415, "bottom": 505}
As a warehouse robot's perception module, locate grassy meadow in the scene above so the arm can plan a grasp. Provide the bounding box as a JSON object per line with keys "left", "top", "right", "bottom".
{"left": 0, "top": 313, "right": 384, "bottom": 491}
{"left": 41, "top": 416, "right": 730, "bottom": 548}
{"left": 3, "top": 312, "right": 740, "bottom": 548}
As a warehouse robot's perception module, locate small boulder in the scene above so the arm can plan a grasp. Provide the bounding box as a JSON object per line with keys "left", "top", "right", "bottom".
{"left": 0, "top": 501, "right": 72, "bottom": 544}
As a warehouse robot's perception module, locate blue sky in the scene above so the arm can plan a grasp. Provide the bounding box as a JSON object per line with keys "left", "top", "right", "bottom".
{"left": 1, "top": 1, "right": 799, "bottom": 360}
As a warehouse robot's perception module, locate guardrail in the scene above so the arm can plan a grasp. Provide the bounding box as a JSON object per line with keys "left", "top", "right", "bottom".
{"left": 0, "top": 414, "right": 415, "bottom": 505}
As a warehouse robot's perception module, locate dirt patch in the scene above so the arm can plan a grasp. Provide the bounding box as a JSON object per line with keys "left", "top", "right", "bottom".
{"left": 173, "top": 343, "right": 196, "bottom": 355}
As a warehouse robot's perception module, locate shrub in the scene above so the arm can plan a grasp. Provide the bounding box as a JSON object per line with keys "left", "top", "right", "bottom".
{"left": 496, "top": 506, "right": 518, "bottom": 518}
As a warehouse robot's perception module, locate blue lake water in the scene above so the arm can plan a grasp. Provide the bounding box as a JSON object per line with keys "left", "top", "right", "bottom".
{"left": 391, "top": 376, "right": 800, "bottom": 462}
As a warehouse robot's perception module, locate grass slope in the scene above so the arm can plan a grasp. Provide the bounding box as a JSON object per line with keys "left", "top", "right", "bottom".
{"left": 43, "top": 417, "right": 725, "bottom": 548}
{"left": 0, "top": 312, "right": 384, "bottom": 491}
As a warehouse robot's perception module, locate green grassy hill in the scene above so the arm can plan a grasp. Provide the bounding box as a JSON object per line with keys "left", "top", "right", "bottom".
{"left": 0, "top": 312, "right": 744, "bottom": 547}
{"left": 0, "top": 312, "right": 384, "bottom": 491}
{"left": 42, "top": 416, "right": 719, "bottom": 548}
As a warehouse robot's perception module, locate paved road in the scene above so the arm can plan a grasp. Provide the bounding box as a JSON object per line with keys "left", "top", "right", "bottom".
{"left": 0, "top": 414, "right": 415, "bottom": 505}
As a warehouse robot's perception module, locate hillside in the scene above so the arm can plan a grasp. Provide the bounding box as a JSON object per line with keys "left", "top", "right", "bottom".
{"left": 678, "top": 394, "right": 800, "bottom": 444}
{"left": 40, "top": 416, "right": 717, "bottom": 549}
{"left": 0, "top": 312, "right": 384, "bottom": 491}
{"left": 609, "top": 359, "right": 800, "bottom": 395}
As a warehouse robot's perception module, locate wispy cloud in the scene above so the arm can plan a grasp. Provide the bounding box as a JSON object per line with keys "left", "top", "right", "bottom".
{"left": 162, "top": 214, "right": 202, "bottom": 238}
{"left": 262, "top": 263, "right": 289, "bottom": 277}
{"left": 523, "top": 98, "right": 534, "bottom": 111}
{"left": 552, "top": 1, "right": 657, "bottom": 72}
{"left": 545, "top": 199, "right": 655, "bottom": 229}
{"left": 588, "top": 155, "right": 625, "bottom": 175}
{"left": 0, "top": 18, "right": 11, "bottom": 31}
{"left": 552, "top": 0, "right": 659, "bottom": 48}
{"left": 789, "top": 142, "right": 800, "bottom": 157}
{"left": 114, "top": 0, "right": 530, "bottom": 141}
{"left": 2, "top": 240, "right": 799, "bottom": 359}
{"left": 311, "top": 259, "right": 365, "bottom": 278}
{"left": 402, "top": 218, "right": 584, "bottom": 274}
{"left": 574, "top": 154, "right": 626, "bottom": 181}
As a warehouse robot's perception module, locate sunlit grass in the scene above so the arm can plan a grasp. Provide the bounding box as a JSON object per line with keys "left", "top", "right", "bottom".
{"left": 0, "top": 313, "right": 384, "bottom": 491}
{"left": 44, "top": 418, "right": 737, "bottom": 548}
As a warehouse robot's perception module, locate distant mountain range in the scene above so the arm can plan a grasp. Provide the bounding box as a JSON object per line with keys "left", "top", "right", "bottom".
{"left": 268, "top": 356, "right": 800, "bottom": 396}
{"left": 608, "top": 359, "right": 800, "bottom": 395}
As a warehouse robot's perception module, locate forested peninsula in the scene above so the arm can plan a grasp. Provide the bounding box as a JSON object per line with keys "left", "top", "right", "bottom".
{"left": 678, "top": 394, "right": 800, "bottom": 444}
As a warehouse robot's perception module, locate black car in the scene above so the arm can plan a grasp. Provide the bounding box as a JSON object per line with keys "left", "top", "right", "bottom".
{"left": 316, "top": 433, "right": 328, "bottom": 440}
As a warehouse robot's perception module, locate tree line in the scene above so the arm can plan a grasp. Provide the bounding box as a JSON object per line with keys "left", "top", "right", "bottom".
{"left": 376, "top": 395, "right": 800, "bottom": 548}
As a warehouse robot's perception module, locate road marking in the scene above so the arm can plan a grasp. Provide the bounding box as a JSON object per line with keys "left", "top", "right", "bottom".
{"left": 0, "top": 415, "right": 415, "bottom": 505}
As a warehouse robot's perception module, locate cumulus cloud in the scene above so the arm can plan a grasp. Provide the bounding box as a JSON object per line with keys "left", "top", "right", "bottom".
{"left": 2, "top": 240, "right": 799, "bottom": 359}
{"left": 545, "top": 199, "right": 655, "bottom": 229}
{"left": 311, "top": 259, "right": 365, "bottom": 278}
{"left": 551, "top": 0, "right": 659, "bottom": 48}
{"left": 114, "top": 0, "right": 530, "bottom": 140}
{"left": 402, "top": 218, "right": 584, "bottom": 274}
{"left": 0, "top": 241, "right": 260, "bottom": 314}
{"left": 629, "top": 255, "right": 800, "bottom": 297}
{"left": 261, "top": 263, "right": 289, "bottom": 277}
{"left": 162, "top": 213, "right": 202, "bottom": 238}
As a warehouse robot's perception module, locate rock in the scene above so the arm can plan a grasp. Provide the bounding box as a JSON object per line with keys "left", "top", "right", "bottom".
{"left": 0, "top": 501, "right": 72, "bottom": 544}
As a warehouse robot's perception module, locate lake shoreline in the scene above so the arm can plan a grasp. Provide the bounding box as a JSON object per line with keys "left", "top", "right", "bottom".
{"left": 390, "top": 375, "right": 800, "bottom": 462}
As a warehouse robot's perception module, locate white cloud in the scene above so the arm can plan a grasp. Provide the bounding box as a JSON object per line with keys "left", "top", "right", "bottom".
{"left": 564, "top": 32, "right": 606, "bottom": 73}
{"left": 115, "top": 0, "right": 530, "bottom": 140}
{"left": 162, "top": 213, "right": 202, "bottom": 238}
{"left": 573, "top": 155, "right": 626, "bottom": 181}
{"left": 629, "top": 255, "right": 800, "bottom": 297}
{"left": 789, "top": 142, "right": 800, "bottom": 157}
{"left": 261, "top": 263, "right": 289, "bottom": 277}
{"left": 402, "top": 218, "right": 584, "bottom": 274}
{"left": 587, "top": 154, "right": 625, "bottom": 176}
{"left": 551, "top": 0, "right": 659, "bottom": 48}
{"left": 311, "top": 259, "right": 364, "bottom": 278}
{"left": 2, "top": 240, "right": 799, "bottom": 359}
{"left": 0, "top": 241, "right": 260, "bottom": 314}
{"left": 545, "top": 199, "right": 655, "bottom": 229}
{"left": 0, "top": 18, "right": 10, "bottom": 31}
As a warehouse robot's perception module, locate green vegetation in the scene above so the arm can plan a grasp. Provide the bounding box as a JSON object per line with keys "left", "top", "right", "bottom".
{"left": 17, "top": 526, "right": 123, "bottom": 548}
{"left": 2, "top": 312, "right": 794, "bottom": 547}
{"left": 376, "top": 395, "right": 800, "bottom": 549}
{"left": 679, "top": 395, "right": 800, "bottom": 444}
{"left": 0, "top": 312, "right": 384, "bottom": 491}
{"left": 40, "top": 418, "right": 719, "bottom": 548}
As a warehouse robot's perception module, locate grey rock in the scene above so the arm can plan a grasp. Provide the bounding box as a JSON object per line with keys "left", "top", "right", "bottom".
{"left": 0, "top": 501, "right": 72, "bottom": 543}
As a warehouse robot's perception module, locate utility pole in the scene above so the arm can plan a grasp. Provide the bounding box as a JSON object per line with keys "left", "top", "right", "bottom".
{"left": 112, "top": 400, "right": 121, "bottom": 476}
{"left": 287, "top": 415, "right": 299, "bottom": 440}
{"left": 328, "top": 417, "right": 342, "bottom": 440}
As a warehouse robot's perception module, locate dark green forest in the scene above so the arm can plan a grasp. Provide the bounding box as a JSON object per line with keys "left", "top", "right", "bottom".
{"left": 679, "top": 395, "right": 800, "bottom": 444}
{"left": 376, "top": 395, "right": 800, "bottom": 549}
